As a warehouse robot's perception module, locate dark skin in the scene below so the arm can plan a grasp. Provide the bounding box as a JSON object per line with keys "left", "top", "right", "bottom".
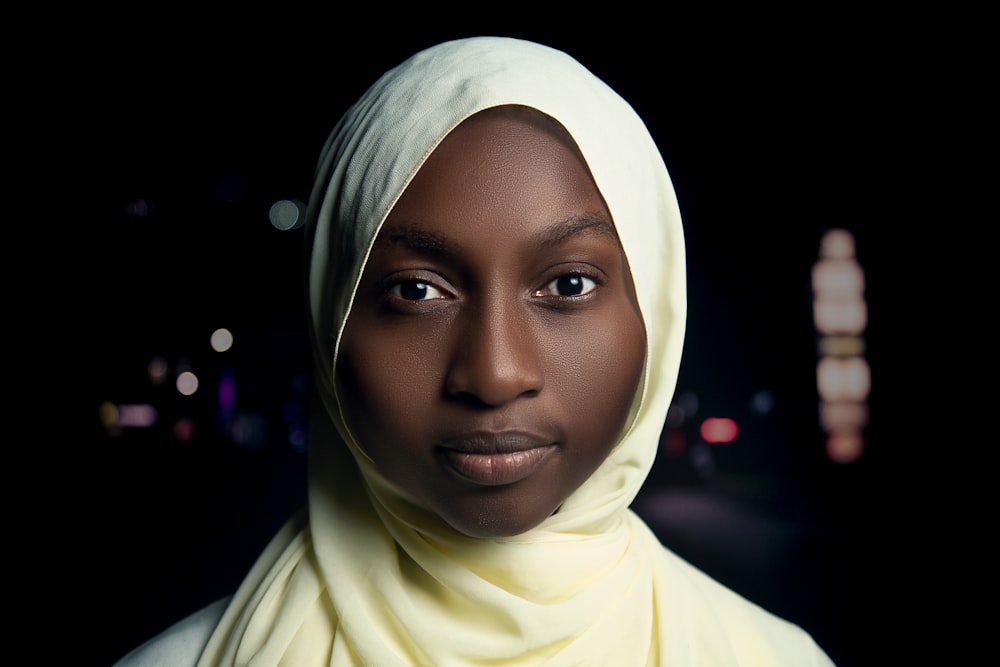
{"left": 338, "top": 105, "right": 646, "bottom": 538}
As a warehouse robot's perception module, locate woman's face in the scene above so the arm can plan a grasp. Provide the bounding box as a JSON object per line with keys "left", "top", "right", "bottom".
{"left": 338, "top": 107, "right": 646, "bottom": 538}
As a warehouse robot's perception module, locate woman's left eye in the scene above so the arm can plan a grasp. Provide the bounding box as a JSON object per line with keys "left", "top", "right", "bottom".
{"left": 388, "top": 280, "right": 447, "bottom": 301}
{"left": 535, "top": 274, "right": 598, "bottom": 298}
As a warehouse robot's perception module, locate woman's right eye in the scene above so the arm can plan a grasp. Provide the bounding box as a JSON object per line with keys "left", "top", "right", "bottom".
{"left": 388, "top": 280, "right": 447, "bottom": 301}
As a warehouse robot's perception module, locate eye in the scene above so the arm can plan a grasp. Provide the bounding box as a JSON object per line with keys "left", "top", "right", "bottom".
{"left": 388, "top": 279, "right": 447, "bottom": 301}
{"left": 535, "top": 273, "right": 598, "bottom": 298}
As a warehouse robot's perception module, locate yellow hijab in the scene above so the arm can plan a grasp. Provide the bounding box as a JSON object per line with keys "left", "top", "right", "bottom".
{"left": 198, "top": 36, "right": 833, "bottom": 666}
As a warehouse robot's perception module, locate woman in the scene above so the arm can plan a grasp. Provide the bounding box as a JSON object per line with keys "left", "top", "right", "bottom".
{"left": 116, "top": 36, "right": 834, "bottom": 666}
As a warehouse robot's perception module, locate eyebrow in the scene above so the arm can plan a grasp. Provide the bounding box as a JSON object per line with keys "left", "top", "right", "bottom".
{"left": 380, "top": 212, "right": 617, "bottom": 256}
{"left": 535, "top": 213, "right": 618, "bottom": 248}
{"left": 379, "top": 226, "right": 458, "bottom": 257}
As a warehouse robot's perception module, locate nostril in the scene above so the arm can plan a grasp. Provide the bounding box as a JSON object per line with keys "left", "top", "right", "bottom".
{"left": 446, "top": 388, "right": 494, "bottom": 408}
{"left": 444, "top": 345, "right": 544, "bottom": 407}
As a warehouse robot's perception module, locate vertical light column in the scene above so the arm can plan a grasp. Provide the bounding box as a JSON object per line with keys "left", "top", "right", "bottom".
{"left": 812, "top": 229, "right": 870, "bottom": 463}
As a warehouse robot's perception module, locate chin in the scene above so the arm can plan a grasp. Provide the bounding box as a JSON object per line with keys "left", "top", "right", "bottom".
{"left": 440, "top": 500, "right": 556, "bottom": 539}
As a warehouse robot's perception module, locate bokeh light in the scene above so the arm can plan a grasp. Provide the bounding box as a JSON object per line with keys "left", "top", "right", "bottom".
{"left": 210, "top": 328, "right": 234, "bottom": 352}
{"left": 176, "top": 371, "right": 200, "bottom": 396}
{"left": 812, "top": 228, "right": 869, "bottom": 463}
{"left": 700, "top": 417, "right": 739, "bottom": 444}
{"left": 148, "top": 356, "right": 169, "bottom": 385}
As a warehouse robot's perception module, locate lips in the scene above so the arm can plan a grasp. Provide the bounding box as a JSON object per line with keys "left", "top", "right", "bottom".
{"left": 437, "top": 432, "right": 557, "bottom": 486}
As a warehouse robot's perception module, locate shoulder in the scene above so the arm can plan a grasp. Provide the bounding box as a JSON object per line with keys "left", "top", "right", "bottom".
{"left": 112, "top": 596, "right": 231, "bottom": 667}
{"left": 657, "top": 547, "right": 836, "bottom": 665}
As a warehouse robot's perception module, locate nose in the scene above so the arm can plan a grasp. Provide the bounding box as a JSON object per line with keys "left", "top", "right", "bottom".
{"left": 445, "top": 300, "right": 544, "bottom": 406}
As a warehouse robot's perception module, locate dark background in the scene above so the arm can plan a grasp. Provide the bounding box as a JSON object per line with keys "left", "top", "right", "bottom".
{"left": 28, "top": 13, "right": 965, "bottom": 667}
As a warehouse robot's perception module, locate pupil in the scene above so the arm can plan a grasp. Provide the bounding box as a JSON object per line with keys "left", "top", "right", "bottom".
{"left": 558, "top": 275, "right": 583, "bottom": 296}
{"left": 400, "top": 281, "right": 429, "bottom": 300}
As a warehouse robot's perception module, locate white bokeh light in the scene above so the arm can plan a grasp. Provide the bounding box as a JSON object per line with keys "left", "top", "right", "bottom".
{"left": 211, "top": 328, "right": 234, "bottom": 352}
{"left": 176, "top": 371, "right": 200, "bottom": 396}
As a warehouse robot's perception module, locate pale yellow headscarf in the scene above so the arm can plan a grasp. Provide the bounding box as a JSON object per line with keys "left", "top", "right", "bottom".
{"left": 198, "top": 36, "right": 834, "bottom": 666}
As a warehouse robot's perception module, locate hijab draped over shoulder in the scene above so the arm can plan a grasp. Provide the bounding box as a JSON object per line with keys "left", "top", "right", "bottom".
{"left": 198, "top": 36, "right": 834, "bottom": 666}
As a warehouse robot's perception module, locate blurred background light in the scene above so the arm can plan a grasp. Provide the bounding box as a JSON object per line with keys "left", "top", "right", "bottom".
{"left": 211, "top": 327, "right": 234, "bottom": 352}
{"left": 269, "top": 199, "right": 307, "bottom": 230}
{"left": 176, "top": 371, "right": 199, "bottom": 396}
{"left": 749, "top": 389, "right": 775, "bottom": 416}
{"left": 98, "top": 401, "right": 158, "bottom": 431}
{"left": 700, "top": 417, "right": 739, "bottom": 444}
{"left": 812, "top": 228, "right": 869, "bottom": 463}
{"left": 173, "top": 418, "right": 196, "bottom": 441}
{"left": 817, "top": 357, "right": 871, "bottom": 402}
{"left": 125, "top": 198, "right": 152, "bottom": 218}
{"left": 148, "top": 356, "right": 169, "bottom": 385}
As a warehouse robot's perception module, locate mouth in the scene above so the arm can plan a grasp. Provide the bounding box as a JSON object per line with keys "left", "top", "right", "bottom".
{"left": 437, "top": 432, "right": 557, "bottom": 486}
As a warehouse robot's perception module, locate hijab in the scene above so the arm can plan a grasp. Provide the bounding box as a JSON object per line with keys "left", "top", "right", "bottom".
{"left": 198, "top": 36, "right": 833, "bottom": 666}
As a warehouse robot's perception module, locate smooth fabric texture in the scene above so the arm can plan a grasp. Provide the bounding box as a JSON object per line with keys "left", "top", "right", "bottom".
{"left": 114, "top": 597, "right": 230, "bottom": 666}
{"left": 186, "top": 37, "right": 836, "bottom": 666}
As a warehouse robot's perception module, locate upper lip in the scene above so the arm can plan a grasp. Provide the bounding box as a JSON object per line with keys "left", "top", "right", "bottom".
{"left": 438, "top": 431, "right": 554, "bottom": 454}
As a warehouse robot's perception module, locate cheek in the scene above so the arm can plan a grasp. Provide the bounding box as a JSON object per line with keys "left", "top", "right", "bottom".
{"left": 553, "top": 306, "right": 646, "bottom": 445}
{"left": 337, "top": 318, "right": 450, "bottom": 463}
{"left": 337, "top": 326, "right": 426, "bottom": 449}
{"left": 615, "top": 309, "right": 647, "bottom": 394}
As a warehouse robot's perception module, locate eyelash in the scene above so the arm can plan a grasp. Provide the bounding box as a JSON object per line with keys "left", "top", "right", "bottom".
{"left": 386, "top": 279, "right": 449, "bottom": 301}
{"left": 532, "top": 272, "right": 599, "bottom": 299}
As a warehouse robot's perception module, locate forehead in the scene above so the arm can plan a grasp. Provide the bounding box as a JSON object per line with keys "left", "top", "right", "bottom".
{"left": 455, "top": 105, "right": 586, "bottom": 159}
{"left": 383, "top": 105, "right": 614, "bottom": 241}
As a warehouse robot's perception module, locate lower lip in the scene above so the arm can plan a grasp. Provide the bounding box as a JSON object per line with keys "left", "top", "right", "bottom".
{"left": 441, "top": 446, "right": 556, "bottom": 486}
